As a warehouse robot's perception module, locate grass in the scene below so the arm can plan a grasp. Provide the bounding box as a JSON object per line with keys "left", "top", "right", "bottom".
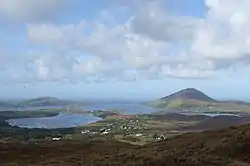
{"left": 2, "top": 106, "right": 250, "bottom": 165}
{"left": 3, "top": 123, "right": 250, "bottom": 165}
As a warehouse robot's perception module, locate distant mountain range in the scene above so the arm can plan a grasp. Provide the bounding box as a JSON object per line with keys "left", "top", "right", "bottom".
{"left": 149, "top": 88, "right": 250, "bottom": 113}
{"left": 0, "top": 97, "right": 85, "bottom": 109}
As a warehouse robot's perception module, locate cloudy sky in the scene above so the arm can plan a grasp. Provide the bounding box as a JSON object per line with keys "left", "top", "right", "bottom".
{"left": 0, "top": 0, "right": 250, "bottom": 100}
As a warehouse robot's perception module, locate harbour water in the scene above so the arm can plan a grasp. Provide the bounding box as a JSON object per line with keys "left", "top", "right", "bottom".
{"left": 7, "top": 113, "right": 102, "bottom": 129}
{"left": 6, "top": 101, "right": 159, "bottom": 129}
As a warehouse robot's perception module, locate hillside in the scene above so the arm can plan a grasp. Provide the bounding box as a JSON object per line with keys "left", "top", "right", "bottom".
{"left": 160, "top": 88, "right": 216, "bottom": 102}
{"left": 2, "top": 124, "right": 250, "bottom": 165}
{"left": 182, "top": 115, "right": 250, "bottom": 131}
{"left": 17, "top": 97, "right": 80, "bottom": 108}
{"left": 149, "top": 88, "right": 216, "bottom": 110}
{"left": 149, "top": 88, "right": 250, "bottom": 113}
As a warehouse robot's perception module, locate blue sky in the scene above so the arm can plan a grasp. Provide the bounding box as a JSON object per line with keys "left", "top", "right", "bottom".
{"left": 0, "top": 0, "right": 250, "bottom": 101}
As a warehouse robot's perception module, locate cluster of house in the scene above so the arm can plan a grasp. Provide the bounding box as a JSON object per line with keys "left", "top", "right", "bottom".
{"left": 78, "top": 123, "right": 148, "bottom": 138}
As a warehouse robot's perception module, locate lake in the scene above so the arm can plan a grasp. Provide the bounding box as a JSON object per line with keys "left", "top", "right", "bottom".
{"left": 7, "top": 113, "right": 102, "bottom": 129}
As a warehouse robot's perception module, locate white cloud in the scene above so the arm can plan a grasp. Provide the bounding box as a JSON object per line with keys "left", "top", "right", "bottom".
{"left": 0, "top": 0, "right": 66, "bottom": 22}
{"left": 1, "top": 0, "right": 250, "bottom": 83}
{"left": 27, "top": 23, "right": 84, "bottom": 49}
{"left": 192, "top": 0, "right": 250, "bottom": 62}
{"left": 130, "top": 1, "right": 202, "bottom": 42}
{"left": 26, "top": 19, "right": 215, "bottom": 81}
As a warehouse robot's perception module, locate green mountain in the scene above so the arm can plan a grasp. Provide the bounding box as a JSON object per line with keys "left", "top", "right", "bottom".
{"left": 17, "top": 97, "right": 78, "bottom": 107}
{"left": 149, "top": 88, "right": 250, "bottom": 113}
{"left": 0, "top": 97, "right": 86, "bottom": 109}
{"left": 159, "top": 88, "right": 216, "bottom": 102}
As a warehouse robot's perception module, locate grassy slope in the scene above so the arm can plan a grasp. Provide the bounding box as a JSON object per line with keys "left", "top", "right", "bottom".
{"left": 16, "top": 97, "right": 73, "bottom": 107}
{"left": 149, "top": 99, "right": 211, "bottom": 107}
{"left": 0, "top": 97, "right": 87, "bottom": 109}
{"left": 2, "top": 124, "right": 250, "bottom": 165}
{"left": 149, "top": 99, "right": 250, "bottom": 113}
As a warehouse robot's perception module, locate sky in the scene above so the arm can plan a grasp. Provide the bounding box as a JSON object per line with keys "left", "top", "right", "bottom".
{"left": 0, "top": 0, "right": 250, "bottom": 101}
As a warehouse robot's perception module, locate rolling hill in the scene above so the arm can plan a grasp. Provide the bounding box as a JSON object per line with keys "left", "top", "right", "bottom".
{"left": 149, "top": 88, "right": 250, "bottom": 113}
{"left": 2, "top": 97, "right": 86, "bottom": 108}
{"left": 0, "top": 97, "right": 73, "bottom": 110}
{"left": 17, "top": 97, "right": 70, "bottom": 107}
{"left": 2, "top": 123, "right": 250, "bottom": 165}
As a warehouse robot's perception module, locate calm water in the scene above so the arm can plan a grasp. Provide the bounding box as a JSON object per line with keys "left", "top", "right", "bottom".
{"left": 6, "top": 101, "right": 161, "bottom": 129}
{"left": 81, "top": 101, "right": 160, "bottom": 114}
{"left": 1, "top": 101, "right": 160, "bottom": 114}
{"left": 179, "top": 112, "right": 242, "bottom": 117}
{"left": 7, "top": 113, "right": 102, "bottom": 129}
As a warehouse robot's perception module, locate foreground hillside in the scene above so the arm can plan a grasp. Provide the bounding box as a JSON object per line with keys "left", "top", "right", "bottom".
{"left": 2, "top": 124, "right": 250, "bottom": 166}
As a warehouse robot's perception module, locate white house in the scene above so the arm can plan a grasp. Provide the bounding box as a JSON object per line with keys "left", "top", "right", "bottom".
{"left": 135, "top": 133, "right": 143, "bottom": 137}
{"left": 81, "top": 130, "right": 90, "bottom": 134}
{"left": 52, "top": 137, "right": 61, "bottom": 141}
